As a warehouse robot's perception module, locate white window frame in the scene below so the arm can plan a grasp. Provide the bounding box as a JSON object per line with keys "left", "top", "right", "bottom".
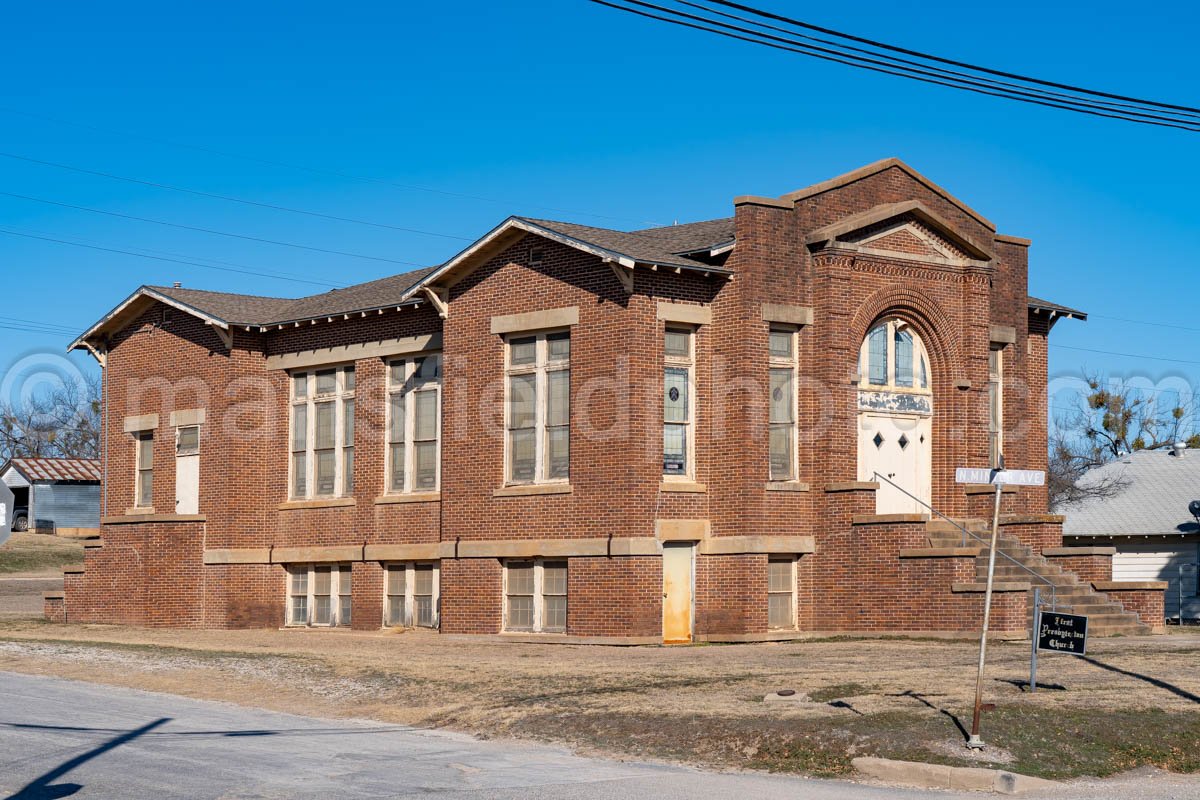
{"left": 386, "top": 354, "right": 443, "bottom": 494}
{"left": 858, "top": 318, "right": 931, "bottom": 392}
{"left": 134, "top": 430, "right": 154, "bottom": 508}
{"left": 767, "top": 556, "right": 798, "bottom": 630}
{"left": 503, "top": 559, "right": 568, "bottom": 633}
{"left": 988, "top": 346, "right": 1004, "bottom": 469}
{"left": 285, "top": 563, "right": 352, "bottom": 628}
{"left": 289, "top": 365, "right": 356, "bottom": 500}
{"left": 382, "top": 561, "right": 440, "bottom": 628}
{"left": 768, "top": 326, "right": 799, "bottom": 482}
{"left": 663, "top": 326, "right": 696, "bottom": 480}
{"left": 504, "top": 331, "right": 570, "bottom": 486}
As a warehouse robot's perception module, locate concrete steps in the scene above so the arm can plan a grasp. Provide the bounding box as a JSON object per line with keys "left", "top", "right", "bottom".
{"left": 925, "top": 519, "right": 1152, "bottom": 637}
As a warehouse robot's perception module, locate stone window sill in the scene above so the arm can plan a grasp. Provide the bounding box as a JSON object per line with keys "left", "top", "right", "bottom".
{"left": 493, "top": 484, "right": 573, "bottom": 498}
{"left": 103, "top": 513, "right": 206, "bottom": 525}
{"left": 659, "top": 481, "right": 707, "bottom": 493}
{"left": 765, "top": 481, "right": 810, "bottom": 492}
{"left": 278, "top": 497, "right": 357, "bottom": 511}
{"left": 124, "top": 506, "right": 155, "bottom": 516}
{"left": 374, "top": 492, "right": 441, "bottom": 505}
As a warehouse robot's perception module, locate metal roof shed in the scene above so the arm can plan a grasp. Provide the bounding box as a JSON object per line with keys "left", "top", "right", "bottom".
{"left": 0, "top": 458, "right": 101, "bottom": 535}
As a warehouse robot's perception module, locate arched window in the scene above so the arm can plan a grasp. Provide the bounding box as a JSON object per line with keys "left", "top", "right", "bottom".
{"left": 859, "top": 319, "right": 930, "bottom": 391}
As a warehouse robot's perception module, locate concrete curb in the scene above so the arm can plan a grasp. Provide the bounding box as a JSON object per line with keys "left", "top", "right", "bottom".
{"left": 852, "top": 756, "right": 1058, "bottom": 794}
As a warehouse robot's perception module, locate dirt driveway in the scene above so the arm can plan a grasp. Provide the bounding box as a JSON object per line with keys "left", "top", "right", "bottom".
{"left": 1, "top": 620, "right": 1198, "bottom": 780}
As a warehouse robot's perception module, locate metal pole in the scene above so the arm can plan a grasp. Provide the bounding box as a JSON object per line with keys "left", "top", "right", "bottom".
{"left": 1029, "top": 586, "right": 1040, "bottom": 694}
{"left": 967, "top": 478, "right": 1004, "bottom": 749}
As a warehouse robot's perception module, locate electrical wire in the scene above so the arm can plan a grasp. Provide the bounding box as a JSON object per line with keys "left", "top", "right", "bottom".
{"left": 0, "top": 227, "right": 344, "bottom": 289}
{"left": 0, "top": 190, "right": 429, "bottom": 268}
{"left": 586, "top": 0, "right": 1200, "bottom": 131}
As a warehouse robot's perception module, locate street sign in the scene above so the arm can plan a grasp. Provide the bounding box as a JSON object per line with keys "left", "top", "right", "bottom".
{"left": 955, "top": 467, "right": 1045, "bottom": 486}
{"left": 0, "top": 479, "right": 13, "bottom": 548}
{"left": 1037, "top": 611, "right": 1088, "bottom": 655}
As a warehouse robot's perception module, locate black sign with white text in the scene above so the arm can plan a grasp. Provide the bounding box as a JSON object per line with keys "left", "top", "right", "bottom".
{"left": 1037, "top": 612, "right": 1088, "bottom": 655}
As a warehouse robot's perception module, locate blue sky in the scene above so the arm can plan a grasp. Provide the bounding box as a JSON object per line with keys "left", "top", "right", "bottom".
{"left": 3, "top": 1, "right": 1198, "bottom": 423}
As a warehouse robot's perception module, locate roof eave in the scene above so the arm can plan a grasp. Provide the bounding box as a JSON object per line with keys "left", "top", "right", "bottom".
{"left": 401, "top": 217, "right": 729, "bottom": 302}
{"left": 1028, "top": 302, "right": 1087, "bottom": 322}
{"left": 69, "top": 286, "right": 233, "bottom": 354}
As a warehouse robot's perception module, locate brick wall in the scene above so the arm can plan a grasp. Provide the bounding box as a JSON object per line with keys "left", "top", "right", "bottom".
{"left": 59, "top": 160, "right": 1069, "bottom": 641}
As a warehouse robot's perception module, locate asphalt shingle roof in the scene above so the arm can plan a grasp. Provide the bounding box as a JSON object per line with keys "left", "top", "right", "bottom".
{"left": 1061, "top": 449, "right": 1200, "bottom": 537}
{"left": 1028, "top": 295, "right": 1086, "bottom": 319}
{"left": 140, "top": 217, "right": 735, "bottom": 329}
{"left": 518, "top": 217, "right": 733, "bottom": 271}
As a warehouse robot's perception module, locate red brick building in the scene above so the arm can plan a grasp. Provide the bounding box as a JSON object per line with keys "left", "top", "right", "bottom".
{"left": 51, "top": 159, "right": 1158, "bottom": 640}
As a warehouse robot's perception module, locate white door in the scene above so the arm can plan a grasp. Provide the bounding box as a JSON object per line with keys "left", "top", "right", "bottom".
{"left": 858, "top": 413, "right": 931, "bottom": 515}
{"left": 662, "top": 542, "right": 694, "bottom": 644}
{"left": 1113, "top": 541, "right": 1199, "bottom": 621}
{"left": 175, "top": 425, "right": 200, "bottom": 515}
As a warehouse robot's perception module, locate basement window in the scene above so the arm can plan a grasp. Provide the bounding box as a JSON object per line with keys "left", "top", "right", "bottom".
{"left": 383, "top": 562, "right": 440, "bottom": 628}
{"left": 504, "top": 559, "right": 567, "bottom": 633}
{"left": 286, "top": 563, "right": 352, "bottom": 627}
{"left": 767, "top": 557, "right": 797, "bottom": 630}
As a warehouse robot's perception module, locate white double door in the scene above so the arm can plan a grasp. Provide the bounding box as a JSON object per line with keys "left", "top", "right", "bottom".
{"left": 858, "top": 413, "right": 931, "bottom": 515}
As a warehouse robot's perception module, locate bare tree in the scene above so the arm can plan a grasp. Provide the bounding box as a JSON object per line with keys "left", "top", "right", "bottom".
{"left": 1049, "top": 374, "right": 1198, "bottom": 509}
{"left": 0, "top": 374, "right": 100, "bottom": 462}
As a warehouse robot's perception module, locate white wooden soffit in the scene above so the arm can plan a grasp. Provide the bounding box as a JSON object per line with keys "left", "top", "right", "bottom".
{"left": 265, "top": 333, "right": 444, "bottom": 371}
{"left": 69, "top": 286, "right": 232, "bottom": 355}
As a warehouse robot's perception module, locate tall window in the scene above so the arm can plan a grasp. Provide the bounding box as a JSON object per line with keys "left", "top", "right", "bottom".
{"left": 134, "top": 431, "right": 154, "bottom": 508}
{"left": 504, "top": 560, "right": 567, "bottom": 633}
{"left": 859, "top": 319, "right": 929, "bottom": 391}
{"left": 988, "top": 347, "right": 1003, "bottom": 468}
{"left": 506, "top": 332, "right": 570, "bottom": 484}
{"left": 387, "top": 355, "right": 442, "bottom": 493}
{"left": 290, "top": 366, "right": 355, "bottom": 499}
{"left": 663, "top": 327, "right": 695, "bottom": 478}
{"left": 286, "top": 563, "right": 352, "bottom": 627}
{"left": 384, "top": 562, "right": 439, "bottom": 628}
{"left": 768, "top": 327, "right": 798, "bottom": 481}
{"left": 768, "top": 557, "right": 797, "bottom": 629}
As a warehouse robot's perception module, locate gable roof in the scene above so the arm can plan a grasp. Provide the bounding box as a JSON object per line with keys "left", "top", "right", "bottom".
{"left": 738, "top": 157, "right": 996, "bottom": 232}
{"left": 1062, "top": 449, "right": 1200, "bottom": 537}
{"left": 804, "top": 200, "right": 994, "bottom": 261}
{"left": 2, "top": 457, "right": 101, "bottom": 483}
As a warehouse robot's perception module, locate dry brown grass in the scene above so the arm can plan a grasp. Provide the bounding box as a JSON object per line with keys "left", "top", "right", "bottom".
{"left": 0, "top": 533, "right": 83, "bottom": 576}
{"left": 2, "top": 621, "right": 1199, "bottom": 778}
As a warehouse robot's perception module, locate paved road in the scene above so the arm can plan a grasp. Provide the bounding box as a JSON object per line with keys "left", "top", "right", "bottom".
{"left": 2, "top": 672, "right": 1200, "bottom": 799}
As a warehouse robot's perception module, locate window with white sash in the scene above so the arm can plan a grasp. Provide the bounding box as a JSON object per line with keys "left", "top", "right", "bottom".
{"left": 768, "top": 327, "right": 798, "bottom": 482}
{"left": 988, "top": 347, "right": 1003, "bottom": 468}
{"left": 504, "top": 560, "right": 567, "bottom": 633}
{"left": 505, "top": 332, "right": 570, "bottom": 485}
{"left": 289, "top": 366, "right": 355, "bottom": 499}
{"left": 286, "top": 563, "right": 352, "bottom": 627}
{"left": 134, "top": 431, "right": 154, "bottom": 508}
{"left": 767, "top": 557, "right": 797, "bottom": 629}
{"left": 383, "top": 562, "right": 439, "bottom": 628}
{"left": 663, "top": 327, "right": 695, "bottom": 478}
{"left": 387, "top": 355, "right": 442, "bottom": 493}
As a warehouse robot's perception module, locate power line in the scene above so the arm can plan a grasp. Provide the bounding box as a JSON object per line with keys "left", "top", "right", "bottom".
{"left": 1089, "top": 313, "right": 1200, "bottom": 334}
{"left": 1050, "top": 343, "right": 1200, "bottom": 367}
{"left": 1, "top": 315, "right": 79, "bottom": 334}
{"left": 0, "top": 150, "right": 471, "bottom": 243}
{"left": 0, "top": 227, "right": 344, "bottom": 288}
{"left": 0, "top": 190, "right": 429, "bottom": 268}
{"left": 586, "top": 0, "right": 1200, "bottom": 132}
{"left": 0, "top": 109, "right": 662, "bottom": 227}
{"left": 702, "top": 0, "right": 1200, "bottom": 115}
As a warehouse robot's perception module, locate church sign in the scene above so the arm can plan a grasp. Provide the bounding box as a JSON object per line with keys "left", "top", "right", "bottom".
{"left": 1037, "top": 611, "right": 1088, "bottom": 655}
